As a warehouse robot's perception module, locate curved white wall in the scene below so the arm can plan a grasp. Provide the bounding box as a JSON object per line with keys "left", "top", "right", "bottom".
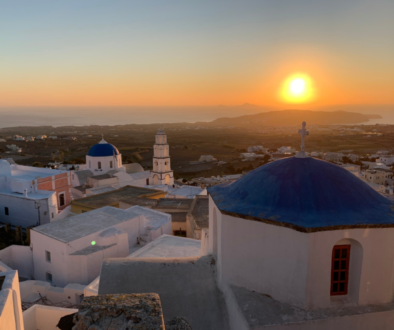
{"left": 86, "top": 155, "right": 122, "bottom": 173}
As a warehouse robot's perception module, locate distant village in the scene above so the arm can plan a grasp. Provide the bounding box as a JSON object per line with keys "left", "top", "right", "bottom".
{"left": 2, "top": 123, "right": 394, "bottom": 329}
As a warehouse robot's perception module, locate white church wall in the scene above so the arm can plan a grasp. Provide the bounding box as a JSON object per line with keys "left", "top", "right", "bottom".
{"left": 305, "top": 228, "right": 394, "bottom": 309}
{"left": 218, "top": 211, "right": 310, "bottom": 309}
{"left": 86, "top": 155, "right": 123, "bottom": 173}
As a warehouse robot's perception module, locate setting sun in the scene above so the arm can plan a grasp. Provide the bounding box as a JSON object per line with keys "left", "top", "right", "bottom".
{"left": 279, "top": 74, "right": 316, "bottom": 104}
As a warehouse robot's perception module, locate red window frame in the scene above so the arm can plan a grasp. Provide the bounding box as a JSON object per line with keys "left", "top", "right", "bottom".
{"left": 331, "top": 245, "right": 351, "bottom": 296}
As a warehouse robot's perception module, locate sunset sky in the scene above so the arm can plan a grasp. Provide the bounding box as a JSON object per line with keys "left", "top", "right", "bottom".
{"left": 1, "top": 0, "right": 393, "bottom": 108}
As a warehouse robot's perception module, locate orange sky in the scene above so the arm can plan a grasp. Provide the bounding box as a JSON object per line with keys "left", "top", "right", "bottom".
{"left": 1, "top": 1, "right": 393, "bottom": 108}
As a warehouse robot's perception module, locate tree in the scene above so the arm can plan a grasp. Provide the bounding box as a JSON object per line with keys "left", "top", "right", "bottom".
{"left": 32, "top": 162, "right": 41, "bottom": 167}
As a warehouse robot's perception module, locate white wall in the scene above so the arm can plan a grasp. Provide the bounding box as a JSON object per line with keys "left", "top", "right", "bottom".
{"left": 86, "top": 155, "right": 122, "bottom": 173}
{"left": 0, "top": 193, "right": 52, "bottom": 227}
{"left": 31, "top": 220, "right": 136, "bottom": 286}
{"left": 210, "top": 195, "right": 394, "bottom": 310}
{"left": 20, "top": 281, "right": 85, "bottom": 305}
{"left": 0, "top": 270, "right": 24, "bottom": 330}
{"left": 23, "top": 305, "right": 78, "bottom": 330}
{"left": 0, "top": 246, "right": 33, "bottom": 279}
{"left": 31, "top": 231, "right": 68, "bottom": 287}
{"left": 218, "top": 211, "right": 310, "bottom": 309}
{"left": 306, "top": 228, "right": 394, "bottom": 309}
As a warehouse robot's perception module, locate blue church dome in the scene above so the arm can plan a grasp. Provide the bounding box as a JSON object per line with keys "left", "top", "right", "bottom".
{"left": 208, "top": 157, "right": 394, "bottom": 232}
{"left": 87, "top": 140, "right": 120, "bottom": 157}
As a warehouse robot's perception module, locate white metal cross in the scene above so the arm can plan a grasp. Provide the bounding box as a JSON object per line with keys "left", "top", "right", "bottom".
{"left": 298, "top": 121, "right": 309, "bottom": 152}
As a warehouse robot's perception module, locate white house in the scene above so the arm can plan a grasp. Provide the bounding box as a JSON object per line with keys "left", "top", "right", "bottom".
{"left": 0, "top": 160, "right": 72, "bottom": 227}
{"left": 25, "top": 136, "right": 35, "bottom": 142}
{"left": 6, "top": 145, "right": 22, "bottom": 152}
{"left": 347, "top": 153, "right": 359, "bottom": 162}
{"left": 13, "top": 135, "right": 25, "bottom": 141}
{"left": 35, "top": 135, "right": 47, "bottom": 140}
{"left": 323, "top": 152, "right": 343, "bottom": 162}
{"left": 31, "top": 205, "right": 171, "bottom": 287}
{"left": 278, "top": 146, "right": 295, "bottom": 154}
{"left": 247, "top": 146, "right": 265, "bottom": 153}
{"left": 378, "top": 155, "right": 394, "bottom": 165}
{"left": 199, "top": 155, "right": 217, "bottom": 162}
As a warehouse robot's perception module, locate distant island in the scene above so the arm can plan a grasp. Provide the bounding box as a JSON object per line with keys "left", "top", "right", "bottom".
{"left": 199, "top": 110, "right": 383, "bottom": 127}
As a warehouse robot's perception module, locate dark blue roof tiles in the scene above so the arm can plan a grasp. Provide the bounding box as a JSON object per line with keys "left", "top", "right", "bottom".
{"left": 87, "top": 143, "right": 120, "bottom": 157}
{"left": 208, "top": 157, "right": 394, "bottom": 231}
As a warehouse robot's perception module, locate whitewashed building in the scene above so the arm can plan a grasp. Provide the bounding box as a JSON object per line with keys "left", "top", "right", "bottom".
{"left": 199, "top": 155, "right": 216, "bottom": 162}
{"left": 31, "top": 206, "right": 171, "bottom": 287}
{"left": 378, "top": 155, "right": 394, "bottom": 165}
{"left": 0, "top": 160, "right": 72, "bottom": 227}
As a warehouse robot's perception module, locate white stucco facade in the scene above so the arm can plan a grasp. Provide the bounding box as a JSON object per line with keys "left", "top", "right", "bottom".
{"left": 30, "top": 206, "right": 171, "bottom": 287}
{"left": 85, "top": 139, "right": 124, "bottom": 174}
{"left": 209, "top": 196, "right": 394, "bottom": 310}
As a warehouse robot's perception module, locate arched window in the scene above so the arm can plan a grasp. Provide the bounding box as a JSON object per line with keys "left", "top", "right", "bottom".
{"left": 110, "top": 161, "right": 113, "bottom": 168}
{"left": 98, "top": 162, "right": 101, "bottom": 169}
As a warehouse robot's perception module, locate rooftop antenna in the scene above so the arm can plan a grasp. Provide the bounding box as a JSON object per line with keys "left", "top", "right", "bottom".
{"left": 295, "top": 121, "right": 309, "bottom": 158}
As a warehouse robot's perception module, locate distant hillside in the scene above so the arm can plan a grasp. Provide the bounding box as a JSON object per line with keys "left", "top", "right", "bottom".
{"left": 199, "top": 110, "right": 382, "bottom": 127}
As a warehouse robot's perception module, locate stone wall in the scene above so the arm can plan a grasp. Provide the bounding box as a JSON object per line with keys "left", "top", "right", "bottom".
{"left": 72, "top": 293, "right": 165, "bottom": 330}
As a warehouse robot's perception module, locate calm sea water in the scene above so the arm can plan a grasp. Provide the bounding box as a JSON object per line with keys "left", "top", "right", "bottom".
{"left": 0, "top": 106, "right": 263, "bottom": 128}
{"left": 0, "top": 106, "right": 393, "bottom": 128}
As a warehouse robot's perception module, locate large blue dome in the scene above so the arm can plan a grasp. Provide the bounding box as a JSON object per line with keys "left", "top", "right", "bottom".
{"left": 208, "top": 157, "right": 394, "bottom": 232}
{"left": 88, "top": 141, "right": 120, "bottom": 157}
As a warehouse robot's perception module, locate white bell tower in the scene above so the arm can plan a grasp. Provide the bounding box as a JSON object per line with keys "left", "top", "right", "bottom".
{"left": 151, "top": 129, "right": 174, "bottom": 185}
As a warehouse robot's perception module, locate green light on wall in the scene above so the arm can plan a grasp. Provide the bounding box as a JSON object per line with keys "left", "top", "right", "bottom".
{"left": 91, "top": 241, "right": 96, "bottom": 245}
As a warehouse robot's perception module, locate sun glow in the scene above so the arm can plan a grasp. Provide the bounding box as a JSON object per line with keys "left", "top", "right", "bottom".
{"left": 279, "top": 74, "right": 316, "bottom": 104}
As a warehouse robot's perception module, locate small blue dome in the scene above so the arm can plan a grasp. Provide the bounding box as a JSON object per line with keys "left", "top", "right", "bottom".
{"left": 88, "top": 140, "right": 120, "bottom": 157}
{"left": 208, "top": 157, "right": 394, "bottom": 231}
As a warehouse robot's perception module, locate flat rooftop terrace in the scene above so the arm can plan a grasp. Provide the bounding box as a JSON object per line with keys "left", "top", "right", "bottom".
{"left": 10, "top": 165, "right": 67, "bottom": 181}
{"left": 33, "top": 206, "right": 141, "bottom": 243}
{"left": 0, "top": 188, "right": 55, "bottom": 200}
{"left": 72, "top": 185, "right": 164, "bottom": 208}
{"left": 153, "top": 198, "right": 193, "bottom": 210}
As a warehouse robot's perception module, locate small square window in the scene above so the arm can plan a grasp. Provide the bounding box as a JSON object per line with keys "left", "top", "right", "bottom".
{"left": 46, "top": 251, "right": 51, "bottom": 263}
{"left": 46, "top": 272, "right": 52, "bottom": 283}
{"left": 4, "top": 207, "right": 9, "bottom": 216}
